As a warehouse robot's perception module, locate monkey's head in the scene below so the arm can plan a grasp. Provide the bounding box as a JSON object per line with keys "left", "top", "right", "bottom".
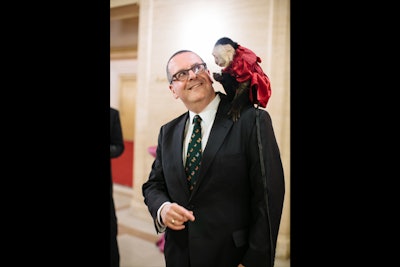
{"left": 212, "top": 37, "right": 238, "bottom": 68}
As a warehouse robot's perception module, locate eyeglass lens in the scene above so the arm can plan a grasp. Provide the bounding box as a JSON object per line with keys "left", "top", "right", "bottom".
{"left": 173, "top": 63, "right": 206, "bottom": 82}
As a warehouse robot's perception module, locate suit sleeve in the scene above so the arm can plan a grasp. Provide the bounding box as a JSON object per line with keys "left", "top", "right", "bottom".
{"left": 142, "top": 126, "right": 173, "bottom": 233}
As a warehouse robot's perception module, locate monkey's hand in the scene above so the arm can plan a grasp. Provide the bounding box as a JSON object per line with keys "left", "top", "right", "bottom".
{"left": 212, "top": 72, "right": 223, "bottom": 82}
{"left": 229, "top": 81, "right": 251, "bottom": 122}
{"left": 213, "top": 72, "right": 238, "bottom": 102}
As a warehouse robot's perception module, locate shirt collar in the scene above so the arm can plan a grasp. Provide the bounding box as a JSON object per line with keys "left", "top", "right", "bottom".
{"left": 188, "top": 94, "right": 220, "bottom": 124}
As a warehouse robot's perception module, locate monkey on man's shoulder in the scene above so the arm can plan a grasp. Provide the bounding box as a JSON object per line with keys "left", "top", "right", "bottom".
{"left": 212, "top": 37, "right": 272, "bottom": 122}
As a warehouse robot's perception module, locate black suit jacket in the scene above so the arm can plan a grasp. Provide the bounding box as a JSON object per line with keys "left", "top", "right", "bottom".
{"left": 110, "top": 106, "right": 124, "bottom": 211}
{"left": 142, "top": 92, "right": 285, "bottom": 267}
{"left": 110, "top": 107, "right": 125, "bottom": 159}
{"left": 110, "top": 107, "right": 124, "bottom": 267}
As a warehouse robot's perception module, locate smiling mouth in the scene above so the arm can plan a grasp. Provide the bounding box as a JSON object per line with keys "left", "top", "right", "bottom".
{"left": 189, "top": 83, "right": 202, "bottom": 90}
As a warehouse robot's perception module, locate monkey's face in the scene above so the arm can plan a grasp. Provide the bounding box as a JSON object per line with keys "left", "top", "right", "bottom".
{"left": 212, "top": 44, "right": 235, "bottom": 68}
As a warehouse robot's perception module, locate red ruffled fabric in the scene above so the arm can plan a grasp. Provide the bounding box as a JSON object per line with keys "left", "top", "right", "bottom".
{"left": 222, "top": 45, "right": 271, "bottom": 108}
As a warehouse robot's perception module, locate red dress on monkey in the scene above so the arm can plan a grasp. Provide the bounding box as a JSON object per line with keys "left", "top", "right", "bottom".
{"left": 212, "top": 37, "right": 272, "bottom": 121}
{"left": 223, "top": 44, "right": 271, "bottom": 108}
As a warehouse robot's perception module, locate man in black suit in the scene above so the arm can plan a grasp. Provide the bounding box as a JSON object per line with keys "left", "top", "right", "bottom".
{"left": 142, "top": 50, "right": 285, "bottom": 267}
{"left": 110, "top": 107, "right": 124, "bottom": 267}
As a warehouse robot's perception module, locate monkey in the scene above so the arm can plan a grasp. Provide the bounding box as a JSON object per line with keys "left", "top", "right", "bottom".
{"left": 212, "top": 37, "right": 272, "bottom": 122}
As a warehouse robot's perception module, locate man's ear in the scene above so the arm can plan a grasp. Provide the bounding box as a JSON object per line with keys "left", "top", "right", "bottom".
{"left": 169, "top": 85, "right": 180, "bottom": 99}
{"left": 205, "top": 70, "right": 214, "bottom": 84}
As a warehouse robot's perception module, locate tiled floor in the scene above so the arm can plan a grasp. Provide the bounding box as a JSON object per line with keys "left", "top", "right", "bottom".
{"left": 114, "top": 184, "right": 290, "bottom": 267}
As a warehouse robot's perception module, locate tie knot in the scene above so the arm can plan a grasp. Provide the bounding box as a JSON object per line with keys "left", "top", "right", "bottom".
{"left": 193, "top": 115, "right": 202, "bottom": 125}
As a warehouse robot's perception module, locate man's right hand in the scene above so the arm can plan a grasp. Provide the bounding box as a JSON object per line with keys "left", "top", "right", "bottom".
{"left": 161, "top": 202, "right": 195, "bottom": 230}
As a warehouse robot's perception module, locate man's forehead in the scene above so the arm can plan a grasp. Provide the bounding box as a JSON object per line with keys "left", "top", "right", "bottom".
{"left": 170, "top": 52, "right": 201, "bottom": 69}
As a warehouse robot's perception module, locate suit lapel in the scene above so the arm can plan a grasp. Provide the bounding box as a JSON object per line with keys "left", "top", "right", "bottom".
{"left": 169, "top": 113, "right": 192, "bottom": 198}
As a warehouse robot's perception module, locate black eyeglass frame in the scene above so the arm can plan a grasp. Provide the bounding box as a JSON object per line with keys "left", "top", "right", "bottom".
{"left": 170, "top": 63, "right": 207, "bottom": 84}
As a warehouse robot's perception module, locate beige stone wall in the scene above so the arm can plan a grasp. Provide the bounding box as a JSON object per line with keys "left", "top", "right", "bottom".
{"left": 111, "top": 0, "right": 290, "bottom": 259}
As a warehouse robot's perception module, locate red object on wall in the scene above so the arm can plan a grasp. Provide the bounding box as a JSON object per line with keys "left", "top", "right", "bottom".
{"left": 111, "top": 141, "right": 134, "bottom": 187}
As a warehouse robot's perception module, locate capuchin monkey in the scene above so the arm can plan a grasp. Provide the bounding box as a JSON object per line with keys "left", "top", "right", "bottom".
{"left": 212, "top": 37, "right": 272, "bottom": 122}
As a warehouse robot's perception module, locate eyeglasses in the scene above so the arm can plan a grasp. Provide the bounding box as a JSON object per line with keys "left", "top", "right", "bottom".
{"left": 170, "top": 63, "right": 207, "bottom": 84}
